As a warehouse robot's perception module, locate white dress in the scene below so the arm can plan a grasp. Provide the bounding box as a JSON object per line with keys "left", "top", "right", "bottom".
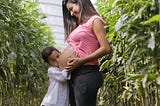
{"left": 40, "top": 67, "right": 70, "bottom": 106}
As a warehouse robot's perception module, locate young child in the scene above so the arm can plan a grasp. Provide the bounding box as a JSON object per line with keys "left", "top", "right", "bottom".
{"left": 40, "top": 46, "right": 70, "bottom": 106}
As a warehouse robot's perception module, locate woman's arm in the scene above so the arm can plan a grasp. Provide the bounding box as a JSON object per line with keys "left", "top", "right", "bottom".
{"left": 84, "top": 18, "right": 111, "bottom": 62}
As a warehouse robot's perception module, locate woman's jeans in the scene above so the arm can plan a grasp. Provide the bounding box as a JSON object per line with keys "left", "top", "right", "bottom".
{"left": 69, "top": 65, "right": 103, "bottom": 106}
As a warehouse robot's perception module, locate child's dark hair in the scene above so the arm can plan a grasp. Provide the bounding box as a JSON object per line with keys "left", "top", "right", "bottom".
{"left": 42, "top": 46, "right": 59, "bottom": 63}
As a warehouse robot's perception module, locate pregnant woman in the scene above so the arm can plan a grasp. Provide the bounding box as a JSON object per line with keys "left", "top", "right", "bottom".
{"left": 59, "top": 0, "right": 111, "bottom": 106}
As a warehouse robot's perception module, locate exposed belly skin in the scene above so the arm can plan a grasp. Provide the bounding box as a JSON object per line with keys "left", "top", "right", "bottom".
{"left": 59, "top": 45, "right": 75, "bottom": 70}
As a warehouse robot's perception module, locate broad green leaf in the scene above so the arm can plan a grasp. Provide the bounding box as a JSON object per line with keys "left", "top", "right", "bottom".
{"left": 142, "top": 14, "right": 160, "bottom": 24}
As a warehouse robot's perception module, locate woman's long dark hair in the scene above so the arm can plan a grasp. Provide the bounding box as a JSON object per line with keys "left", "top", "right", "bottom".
{"left": 62, "top": 0, "right": 98, "bottom": 39}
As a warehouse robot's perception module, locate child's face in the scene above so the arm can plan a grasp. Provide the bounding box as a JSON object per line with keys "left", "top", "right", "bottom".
{"left": 47, "top": 50, "right": 61, "bottom": 67}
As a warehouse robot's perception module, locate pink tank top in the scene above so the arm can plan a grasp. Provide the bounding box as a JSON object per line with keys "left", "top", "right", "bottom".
{"left": 67, "top": 15, "right": 105, "bottom": 65}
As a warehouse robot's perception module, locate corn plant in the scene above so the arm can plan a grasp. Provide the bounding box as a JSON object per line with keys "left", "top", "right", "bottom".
{"left": 0, "top": 0, "right": 55, "bottom": 105}
{"left": 96, "top": 0, "right": 160, "bottom": 105}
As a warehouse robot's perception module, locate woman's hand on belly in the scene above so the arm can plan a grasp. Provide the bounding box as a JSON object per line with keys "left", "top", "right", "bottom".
{"left": 58, "top": 45, "right": 77, "bottom": 70}
{"left": 65, "top": 56, "right": 84, "bottom": 71}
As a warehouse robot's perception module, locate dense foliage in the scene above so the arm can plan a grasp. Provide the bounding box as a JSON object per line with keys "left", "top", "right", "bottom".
{"left": 96, "top": 0, "right": 160, "bottom": 105}
{"left": 0, "top": 0, "right": 55, "bottom": 105}
{"left": 1, "top": 0, "right": 160, "bottom": 105}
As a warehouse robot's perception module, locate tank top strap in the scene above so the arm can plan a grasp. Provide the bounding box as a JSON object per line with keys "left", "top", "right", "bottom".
{"left": 85, "top": 15, "right": 106, "bottom": 30}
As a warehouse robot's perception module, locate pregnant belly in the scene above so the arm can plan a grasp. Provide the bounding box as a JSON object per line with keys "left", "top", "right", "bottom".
{"left": 59, "top": 45, "right": 75, "bottom": 70}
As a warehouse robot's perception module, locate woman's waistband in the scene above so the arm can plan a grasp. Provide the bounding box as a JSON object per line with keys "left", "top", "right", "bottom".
{"left": 71, "top": 65, "right": 99, "bottom": 79}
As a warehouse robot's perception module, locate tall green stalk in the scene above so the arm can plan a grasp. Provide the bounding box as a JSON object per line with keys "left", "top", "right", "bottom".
{"left": 96, "top": 0, "right": 160, "bottom": 105}
{"left": 0, "top": 0, "right": 55, "bottom": 105}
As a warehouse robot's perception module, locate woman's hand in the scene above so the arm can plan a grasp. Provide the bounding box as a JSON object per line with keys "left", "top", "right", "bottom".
{"left": 65, "top": 57, "right": 84, "bottom": 72}
{"left": 65, "top": 51, "right": 81, "bottom": 71}
{"left": 65, "top": 57, "right": 79, "bottom": 71}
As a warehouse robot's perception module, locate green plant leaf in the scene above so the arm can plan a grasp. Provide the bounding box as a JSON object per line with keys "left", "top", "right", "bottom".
{"left": 142, "top": 14, "right": 160, "bottom": 24}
